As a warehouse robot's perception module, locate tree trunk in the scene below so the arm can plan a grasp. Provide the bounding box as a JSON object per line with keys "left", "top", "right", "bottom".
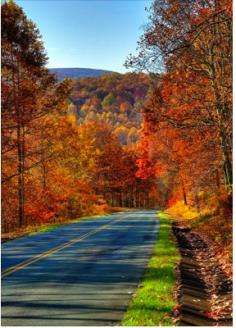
{"left": 219, "top": 129, "right": 232, "bottom": 188}
{"left": 14, "top": 57, "right": 25, "bottom": 228}
{"left": 111, "top": 192, "right": 114, "bottom": 207}
{"left": 130, "top": 187, "right": 134, "bottom": 208}
{"left": 215, "top": 169, "right": 220, "bottom": 189}
{"left": 181, "top": 179, "right": 187, "bottom": 205}
{"left": 17, "top": 124, "right": 25, "bottom": 227}
{"left": 119, "top": 191, "right": 123, "bottom": 207}
{"left": 194, "top": 190, "right": 200, "bottom": 213}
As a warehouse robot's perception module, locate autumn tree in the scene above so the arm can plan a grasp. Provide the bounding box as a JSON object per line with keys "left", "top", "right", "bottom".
{"left": 70, "top": 73, "right": 150, "bottom": 145}
{"left": 127, "top": 0, "right": 232, "bottom": 210}
{"left": 2, "top": 1, "right": 160, "bottom": 234}
{"left": 2, "top": 0, "right": 72, "bottom": 229}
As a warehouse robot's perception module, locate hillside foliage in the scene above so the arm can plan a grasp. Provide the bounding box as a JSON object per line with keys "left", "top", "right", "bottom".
{"left": 2, "top": 0, "right": 232, "bottom": 259}
{"left": 1, "top": 1, "right": 157, "bottom": 233}
{"left": 69, "top": 73, "right": 150, "bottom": 145}
{"left": 127, "top": 0, "right": 232, "bottom": 253}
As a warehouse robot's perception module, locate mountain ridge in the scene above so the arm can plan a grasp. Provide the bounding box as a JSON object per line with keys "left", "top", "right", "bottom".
{"left": 49, "top": 67, "right": 115, "bottom": 80}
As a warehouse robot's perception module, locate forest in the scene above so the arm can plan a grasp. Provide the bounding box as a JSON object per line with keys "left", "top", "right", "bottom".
{"left": 128, "top": 0, "right": 232, "bottom": 261}
{"left": 1, "top": 0, "right": 232, "bottom": 263}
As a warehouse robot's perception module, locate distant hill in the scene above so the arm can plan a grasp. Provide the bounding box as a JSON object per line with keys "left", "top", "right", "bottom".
{"left": 69, "top": 72, "right": 150, "bottom": 145}
{"left": 49, "top": 68, "right": 114, "bottom": 80}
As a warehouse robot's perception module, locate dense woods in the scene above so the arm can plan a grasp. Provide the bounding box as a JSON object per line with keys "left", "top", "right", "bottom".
{"left": 2, "top": 1, "right": 73, "bottom": 231}
{"left": 70, "top": 73, "right": 149, "bottom": 145}
{"left": 1, "top": 2, "right": 232, "bottom": 327}
{"left": 127, "top": 0, "right": 232, "bottom": 255}
{"left": 1, "top": 0, "right": 232, "bottom": 259}
{"left": 1, "top": 1, "right": 157, "bottom": 233}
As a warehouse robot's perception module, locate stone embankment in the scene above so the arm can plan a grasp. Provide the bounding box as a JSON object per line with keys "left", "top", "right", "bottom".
{"left": 172, "top": 221, "right": 232, "bottom": 326}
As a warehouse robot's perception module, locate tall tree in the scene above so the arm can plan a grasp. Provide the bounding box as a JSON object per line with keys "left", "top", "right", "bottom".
{"left": 126, "top": 0, "right": 232, "bottom": 202}
{"left": 2, "top": 0, "right": 72, "bottom": 228}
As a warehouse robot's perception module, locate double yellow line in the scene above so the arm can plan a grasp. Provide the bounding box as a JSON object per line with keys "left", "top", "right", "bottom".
{"left": 2, "top": 215, "right": 128, "bottom": 278}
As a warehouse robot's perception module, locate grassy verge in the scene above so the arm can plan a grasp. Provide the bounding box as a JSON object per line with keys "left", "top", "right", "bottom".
{"left": 122, "top": 211, "right": 180, "bottom": 326}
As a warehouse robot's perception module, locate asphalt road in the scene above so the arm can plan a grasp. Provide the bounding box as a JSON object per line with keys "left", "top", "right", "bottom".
{"left": 2, "top": 210, "right": 159, "bottom": 326}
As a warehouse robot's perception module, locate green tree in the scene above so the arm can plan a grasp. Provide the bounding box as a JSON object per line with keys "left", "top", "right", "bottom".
{"left": 102, "top": 93, "right": 116, "bottom": 108}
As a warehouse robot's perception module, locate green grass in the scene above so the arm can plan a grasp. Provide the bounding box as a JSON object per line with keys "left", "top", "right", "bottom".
{"left": 122, "top": 211, "right": 180, "bottom": 326}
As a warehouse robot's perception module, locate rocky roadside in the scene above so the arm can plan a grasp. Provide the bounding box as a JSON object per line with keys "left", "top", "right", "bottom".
{"left": 172, "top": 221, "right": 232, "bottom": 326}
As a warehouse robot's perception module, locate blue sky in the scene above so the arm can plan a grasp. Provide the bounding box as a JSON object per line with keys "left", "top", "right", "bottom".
{"left": 15, "top": 0, "right": 151, "bottom": 73}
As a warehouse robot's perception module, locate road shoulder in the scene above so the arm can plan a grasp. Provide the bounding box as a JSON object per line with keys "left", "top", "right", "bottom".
{"left": 122, "top": 211, "right": 180, "bottom": 326}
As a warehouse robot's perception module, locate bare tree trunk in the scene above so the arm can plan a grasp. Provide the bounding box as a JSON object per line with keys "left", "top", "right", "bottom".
{"left": 137, "top": 192, "right": 140, "bottom": 208}
{"left": 194, "top": 189, "right": 200, "bottom": 213}
{"left": 111, "top": 192, "right": 114, "bottom": 207}
{"left": 181, "top": 178, "right": 187, "bottom": 205}
{"left": 215, "top": 169, "right": 220, "bottom": 189}
{"left": 218, "top": 126, "right": 232, "bottom": 188}
{"left": 17, "top": 123, "right": 25, "bottom": 227}
{"left": 119, "top": 191, "right": 123, "bottom": 207}
{"left": 145, "top": 192, "right": 149, "bottom": 209}
{"left": 130, "top": 187, "right": 134, "bottom": 208}
{"left": 14, "top": 58, "right": 25, "bottom": 228}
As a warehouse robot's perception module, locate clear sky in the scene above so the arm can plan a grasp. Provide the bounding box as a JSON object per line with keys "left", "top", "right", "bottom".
{"left": 15, "top": 0, "right": 151, "bottom": 73}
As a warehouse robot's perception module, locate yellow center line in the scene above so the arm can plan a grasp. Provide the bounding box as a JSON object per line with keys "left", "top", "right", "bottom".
{"left": 2, "top": 215, "right": 128, "bottom": 278}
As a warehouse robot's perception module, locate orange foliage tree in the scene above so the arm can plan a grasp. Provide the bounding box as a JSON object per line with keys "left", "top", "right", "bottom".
{"left": 127, "top": 0, "right": 232, "bottom": 210}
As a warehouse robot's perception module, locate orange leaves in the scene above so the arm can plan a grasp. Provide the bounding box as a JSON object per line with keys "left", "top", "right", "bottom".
{"left": 136, "top": 65, "right": 225, "bottom": 210}
{"left": 172, "top": 139, "right": 185, "bottom": 154}
{"left": 24, "top": 189, "right": 63, "bottom": 223}
{"left": 119, "top": 101, "right": 130, "bottom": 113}
{"left": 136, "top": 158, "right": 154, "bottom": 180}
{"left": 154, "top": 162, "right": 168, "bottom": 177}
{"left": 167, "top": 192, "right": 181, "bottom": 208}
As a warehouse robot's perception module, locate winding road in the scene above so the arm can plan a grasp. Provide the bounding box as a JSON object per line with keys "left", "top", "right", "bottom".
{"left": 2, "top": 210, "right": 159, "bottom": 326}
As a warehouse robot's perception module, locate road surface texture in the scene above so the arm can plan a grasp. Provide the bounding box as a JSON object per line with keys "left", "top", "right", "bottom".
{"left": 2, "top": 210, "right": 159, "bottom": 326}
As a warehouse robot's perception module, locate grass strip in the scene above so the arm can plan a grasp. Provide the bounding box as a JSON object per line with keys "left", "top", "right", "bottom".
{"left": 122, "top": 211, "right": 180, "bottom": 326}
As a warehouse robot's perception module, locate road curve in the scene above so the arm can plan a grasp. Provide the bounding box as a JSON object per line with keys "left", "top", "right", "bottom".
{"left": 2, "top": 210, "right": 159, "bottom": 326}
